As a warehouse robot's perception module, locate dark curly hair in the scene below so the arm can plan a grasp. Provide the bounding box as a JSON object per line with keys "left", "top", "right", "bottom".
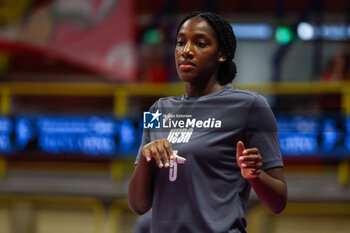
{"left": 176, "top": 12, "right": 237, "bottom": 85}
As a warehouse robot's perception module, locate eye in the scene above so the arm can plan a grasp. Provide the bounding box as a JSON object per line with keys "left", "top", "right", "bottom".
{"left": 196, "top": 41, "right": 207, "bottom": 48}
{"left": 176, "top": 39, "right": 185, "bottom": 46}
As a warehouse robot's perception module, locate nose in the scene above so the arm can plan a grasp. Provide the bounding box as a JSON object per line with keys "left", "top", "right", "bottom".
{"left": 182, "top": 42, "right": 194, "bottom": 58}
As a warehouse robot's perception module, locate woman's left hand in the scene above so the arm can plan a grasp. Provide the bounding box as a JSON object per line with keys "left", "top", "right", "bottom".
{"left": 236, "top": 141, "right": 263, "bottom": 180}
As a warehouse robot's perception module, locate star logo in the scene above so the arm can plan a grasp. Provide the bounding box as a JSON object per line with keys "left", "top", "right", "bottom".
{"left": 143, "top": 110, "right": 162, "bottom": 129}
{"left": 151, "top": 110, "right": 162, "bottom": 122}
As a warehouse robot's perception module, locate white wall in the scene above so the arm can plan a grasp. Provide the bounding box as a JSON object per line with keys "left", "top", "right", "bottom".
{"left": 234, "top": 39, "right": 341, "bottom": 83}
{"left": 228, "top": 14, "right": 345, "bottom": 83}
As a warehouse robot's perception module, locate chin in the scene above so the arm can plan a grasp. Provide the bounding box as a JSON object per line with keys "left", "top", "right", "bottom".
{"left": 178, "top": 72, "right": 196, "bottom": 82}
{"left": 179, "top": 76, "right": 194, "bottom": 83}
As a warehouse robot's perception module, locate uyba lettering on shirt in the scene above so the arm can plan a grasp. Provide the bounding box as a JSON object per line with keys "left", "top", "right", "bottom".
{"left": 167, "top": 128, "right": 193, "bottom": 144}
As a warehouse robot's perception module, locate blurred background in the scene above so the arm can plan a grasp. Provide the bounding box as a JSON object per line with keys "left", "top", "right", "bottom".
{"left": 0, "top": 0, "right": 349, "bottom": 232}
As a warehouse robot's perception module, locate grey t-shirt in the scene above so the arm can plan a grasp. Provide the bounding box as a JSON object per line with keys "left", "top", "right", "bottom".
{"left": 135, "top": 85, "right": 283, "bottom": 233}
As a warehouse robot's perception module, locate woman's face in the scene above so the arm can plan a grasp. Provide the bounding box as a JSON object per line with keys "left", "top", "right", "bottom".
{"left": 175, "top": 17, "right": 223, "bottom": 84}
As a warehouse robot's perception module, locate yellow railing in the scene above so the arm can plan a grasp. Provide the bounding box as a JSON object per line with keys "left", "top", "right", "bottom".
{"left": 1, "top": 81, "right": 349, "bottom": 183}
{"left": 1, "top": 81, "right": 350, "bottom": 115}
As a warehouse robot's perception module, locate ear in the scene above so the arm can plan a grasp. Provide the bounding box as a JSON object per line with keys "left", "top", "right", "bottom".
{"left": 218, "top": 50, "right": 227, "bottom": 63}
{"left": 218, "top": 56, "right": 227, "bottom": 63}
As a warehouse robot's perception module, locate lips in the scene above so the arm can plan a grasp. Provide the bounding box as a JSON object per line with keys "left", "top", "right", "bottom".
{"left": 179, "top": 61, "right": 195, "bottom": 71}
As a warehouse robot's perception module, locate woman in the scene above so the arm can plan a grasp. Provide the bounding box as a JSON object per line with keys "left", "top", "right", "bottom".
{"left": 128, "top": 12, "right": 287, "bottom": 233}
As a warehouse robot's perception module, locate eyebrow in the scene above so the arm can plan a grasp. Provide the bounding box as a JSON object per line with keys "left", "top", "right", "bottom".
{"left": 177, "top": 32, "right": 211, "bottom": 39}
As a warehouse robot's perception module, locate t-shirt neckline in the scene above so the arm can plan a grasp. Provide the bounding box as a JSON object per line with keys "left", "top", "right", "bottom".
{"left": 182, "top": 85, "right": 233, "bottom": 101}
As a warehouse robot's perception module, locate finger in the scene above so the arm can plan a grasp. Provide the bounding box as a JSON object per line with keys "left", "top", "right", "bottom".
{"left": 151, "top": 147, "right": 163, "bottom": 168}
{"left": 250, "top": 169, "right": 262, "bottom": 176}
{"left": 236, "top": 141, "right": 245, "bottom": 159}
{"left": 157, "top": 143, "right": 170, "bottom": 168}
{"left": 243, "top": 148, "right": 259, "bottom": 155}
{"left": 241, "top": 160, "right": 263, "bottom": 169}
{"left": 239, "top": 154, "right": 262, "bottom": 162}
{"left": 142, "top": 148, "right": 152, "bottom": 162}
{"left": 255, "top": 161, "right": 263, "bottom": 169}
{"left": 163, "top": 140, "right": 174, "bottom": 160}
{"left": 174, "top": 155, "right": 186, "bottom": 164}
{"left": 241, "top": 162, "right": 262, "bottom": 169}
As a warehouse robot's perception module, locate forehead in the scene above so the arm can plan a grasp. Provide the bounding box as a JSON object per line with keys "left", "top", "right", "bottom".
{"left": 178, "top": 17, "right": 217, "bottom": 38}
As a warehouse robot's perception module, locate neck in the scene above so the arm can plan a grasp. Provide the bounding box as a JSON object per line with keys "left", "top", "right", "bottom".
{"left": 185, "top": 79, "right": 223, "bottom": 98}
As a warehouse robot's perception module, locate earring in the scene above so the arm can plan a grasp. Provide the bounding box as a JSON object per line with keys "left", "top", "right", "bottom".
{"left": 219, "top": 58, "right": 224, "bottom": 62}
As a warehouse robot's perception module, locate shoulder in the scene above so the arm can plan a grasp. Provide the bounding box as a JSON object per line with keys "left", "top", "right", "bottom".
{"left": 151, "top": 95, "right": 183, "bottom": 108}
{"left": 223, "top": 86, "right": 270, "bottom": 107}
{"left": 157, "top": 95, "right": 182, "bottom": 103}
{"left": 229, "top": 88, "right": 259, "bottom": 98}
{"left": 147, "top": 96, "right": 182, "bottom": 111}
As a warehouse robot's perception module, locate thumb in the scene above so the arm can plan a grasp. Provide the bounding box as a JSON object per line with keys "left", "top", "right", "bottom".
{"left": 236, "top": 141, "right": 245, "bottom": 159}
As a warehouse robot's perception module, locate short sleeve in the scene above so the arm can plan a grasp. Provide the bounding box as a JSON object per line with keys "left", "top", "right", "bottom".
{"left": 244, "top": 94, "right": 283, "bottom": 170}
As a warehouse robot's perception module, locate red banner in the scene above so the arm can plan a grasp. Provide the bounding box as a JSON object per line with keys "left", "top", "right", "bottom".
{"left": 0, "top": 0, "right": 136, "bottom": 82}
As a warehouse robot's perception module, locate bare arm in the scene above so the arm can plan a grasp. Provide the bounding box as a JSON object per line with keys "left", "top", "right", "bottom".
{"left": 128, "top": 155, "right": 154, "bottom": 215}
{"left": 248, "top": 168, "right": 287, "bottom": 214}
{"left": 128, "top": 139, "right": 175, "bottom": 215}
{"left": 236, "top": 141, "right": 287, "bottom": 214}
